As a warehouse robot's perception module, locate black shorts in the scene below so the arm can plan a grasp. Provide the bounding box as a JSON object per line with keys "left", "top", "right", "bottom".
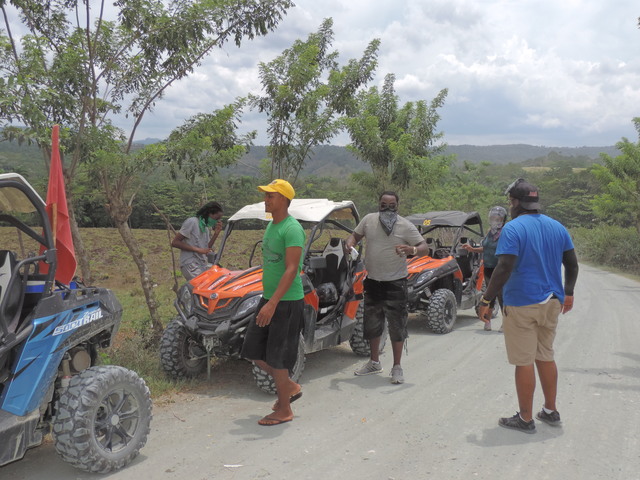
{"left": 241, "top": 297, "right": 304, "bottom": 371}
{"left": 363, "top": 278, "right": 408, "bottom": 342}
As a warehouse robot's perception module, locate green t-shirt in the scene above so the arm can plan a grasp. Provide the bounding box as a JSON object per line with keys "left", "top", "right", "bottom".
{"left": 262, "top": 215, "right": 305, "bottom": 300}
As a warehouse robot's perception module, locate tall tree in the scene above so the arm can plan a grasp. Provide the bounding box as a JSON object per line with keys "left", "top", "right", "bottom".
{"left": 249, "top": 17, "right": 380, "bottom": 183}
{"left": 591, "top": 117, "right": 640, "bottom": 235}
{"left": 0, "top": 0, "right": 292, "bottom": 330}
{"left": 343, "top": 73, "right": 450, "bottom": 196}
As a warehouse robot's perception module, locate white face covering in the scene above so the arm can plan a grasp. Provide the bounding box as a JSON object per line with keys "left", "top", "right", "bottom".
{"left": 489, "top": 220, "right": 503, "bottom": 233}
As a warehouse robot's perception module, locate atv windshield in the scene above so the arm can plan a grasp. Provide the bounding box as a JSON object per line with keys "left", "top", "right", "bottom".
{"left": 216, "top": 200, "right": 359, "bottom": 271}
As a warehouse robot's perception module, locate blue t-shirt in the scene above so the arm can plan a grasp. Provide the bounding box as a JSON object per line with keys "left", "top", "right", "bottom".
{"left": 496, "top": 214, "right": 574, "bottom": 306}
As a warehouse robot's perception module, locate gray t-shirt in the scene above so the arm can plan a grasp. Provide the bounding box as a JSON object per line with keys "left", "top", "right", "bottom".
{"left": 178, "top": 216, "right": 211, "bottom": 268}
{"left": 354, "top": 213, "right": 424, "bottom": 281}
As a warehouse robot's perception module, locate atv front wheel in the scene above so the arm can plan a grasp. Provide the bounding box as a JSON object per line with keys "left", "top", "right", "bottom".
{"left": 349, "top": 304, "right": 388, "bottom": 356}
{"left": 52, "top": 366, "right": 152, "bottom": 473}
{"left": 159, "top": 317, "right": 207, "bottom": 379}
{"left": 426, "top": 288, "right": 457, "bottom": 334}
{"left": 252, "top": 333, "right": 305, "bottom": 394}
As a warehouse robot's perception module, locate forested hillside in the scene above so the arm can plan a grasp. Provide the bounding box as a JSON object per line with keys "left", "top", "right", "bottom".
{"left": 0, "top": 140, "right": 619, "bottom": 182}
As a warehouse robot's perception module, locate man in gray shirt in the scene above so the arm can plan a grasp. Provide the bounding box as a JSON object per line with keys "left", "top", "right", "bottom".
{"left": 172, "top": 201, "right": 224, "bottom": 280}
{"left": 345, "top": 192, "right": 429, "bottom": 384}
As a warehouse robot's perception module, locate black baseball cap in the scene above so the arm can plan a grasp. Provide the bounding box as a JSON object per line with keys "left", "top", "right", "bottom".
{"left": 505, "top": 178, "right": 541, "bottom": 210}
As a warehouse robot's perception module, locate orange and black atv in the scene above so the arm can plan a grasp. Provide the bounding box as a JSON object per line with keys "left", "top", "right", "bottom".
{"left": 160, "top": 199, "right": 378, "bottom": 393}
{"left": 404, "top": 211, "right": 488, "bottom": 334}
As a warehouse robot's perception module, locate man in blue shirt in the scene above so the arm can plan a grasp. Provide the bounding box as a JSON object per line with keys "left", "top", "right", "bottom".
{"left": 478, "top": 179, "right": 579, "bottom": 434}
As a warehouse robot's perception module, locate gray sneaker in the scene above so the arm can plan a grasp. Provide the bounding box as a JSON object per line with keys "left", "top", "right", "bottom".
{"left": 536, "top": 408, "right": 562, "bottom": 426}
{"left": 498, "top": 412, "right": 536, "bottom": 434}
{"left": 390, "top": 365, "right": 404, "bottom": 384}
{"left": 354, "top": 360, "right": 383, "bottom": 376}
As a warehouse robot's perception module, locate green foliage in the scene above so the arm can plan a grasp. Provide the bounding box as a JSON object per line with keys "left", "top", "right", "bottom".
{"left": 250, "top": 17, "right": 380, "bottom": 182}
{"left": 571, "top": 225, "right": 640, "bottom": 272}
{"left": 158, "top": 101, "right": 256, "bottom": 182}
{"left": 344, "top": 73, "right": 449, "bottom": 197}
{"left": 591, "top": 118, "right": 640, "bottom": 234}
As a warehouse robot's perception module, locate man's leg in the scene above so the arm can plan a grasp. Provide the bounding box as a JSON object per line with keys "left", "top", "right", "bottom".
{"left": 391, "top": 340, "right": 403, "bottom": 366}
{"left": 536, "top": 359, "right": 558, "bottom": 411}
{"left": 514, "top": 364, "right": 536, "bottom": 421}
{"left": 369, "top": 336, "right": 381, "bottom": 362}
{"left": 261, "top": 368, "right": 295, "bottom": 424}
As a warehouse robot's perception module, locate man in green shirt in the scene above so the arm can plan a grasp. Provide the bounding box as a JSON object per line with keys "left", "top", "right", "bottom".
{"left": 241, "top": 179, "right": 305, "bottom": 426}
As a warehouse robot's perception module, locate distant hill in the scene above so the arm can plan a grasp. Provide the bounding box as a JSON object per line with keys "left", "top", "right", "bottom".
{"left": 0, "top": 137, "right": 620, "bottom": 182}
{"left": 446, "top": 144, "right": 620, "bottom": 164}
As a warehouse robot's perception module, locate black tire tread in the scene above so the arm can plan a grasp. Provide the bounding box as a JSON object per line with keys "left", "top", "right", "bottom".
{"left": 426, "top": 288, "right": 457, "bottom": 334}
{"left": 159, "top": 318, "right": 206, "bottom": 379}
{"left": 252, "top": 333, "right": 306, "bottom": 394}
{"left": 52, "top": 366, "right": 152, "bottom": 473}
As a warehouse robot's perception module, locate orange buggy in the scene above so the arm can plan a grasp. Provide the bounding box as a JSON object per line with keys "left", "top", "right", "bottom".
{"left": 404, "top": 211, "right": 489, "bottom": 333}
{"left": 160, "top": 199, "right": 382, "bottom": 393}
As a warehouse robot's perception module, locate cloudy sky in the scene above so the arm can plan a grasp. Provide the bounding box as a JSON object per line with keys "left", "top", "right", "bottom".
{"left": 10, "top": 1, "right": 640, "bottom": 147}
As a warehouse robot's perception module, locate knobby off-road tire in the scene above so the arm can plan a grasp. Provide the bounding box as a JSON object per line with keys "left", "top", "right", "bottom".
{"left": 252, "top": 333, "right": 306, "bottom": 394}
{"left": 159, "top": 317, "right": 207, "bottom": 379}
{"left": 349, "top": 304, "right": 388, "bottom": 356}
{"left": 426, "top": 288, "right": 457, "bottom": 334}
{"left": 52, "top": 366, "right": 152, "bottom": 473}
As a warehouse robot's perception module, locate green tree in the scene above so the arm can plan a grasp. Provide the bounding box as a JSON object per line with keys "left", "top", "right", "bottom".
{"left": 250, "top": 17, "right": 380, "bottom": 183}
{"left": 344, "top": 73, "right": 450, "bottom": 197}
{"left": 0, "top": 0, "right": 292, "bottom": 332}
{"left": 591, "top": 118, "right": 640, "bottom": 235}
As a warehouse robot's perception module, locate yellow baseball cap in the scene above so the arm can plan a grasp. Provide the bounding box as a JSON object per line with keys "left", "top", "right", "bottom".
{"left": 257, "top": 179, "right": 295, "bottom": 200}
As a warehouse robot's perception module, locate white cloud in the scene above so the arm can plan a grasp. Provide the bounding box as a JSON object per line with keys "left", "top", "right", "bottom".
{"left": 8, "top": 0, "right": 639, "bottom": 146}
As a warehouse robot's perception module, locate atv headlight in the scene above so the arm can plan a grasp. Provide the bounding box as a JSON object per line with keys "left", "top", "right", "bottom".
{"left": 232, "top": 295, "right": 262, "bottom": 321}
{"left": 415, "top": 270, "right": 436, "bottom": 287}
{"left": 179, "top": 285, "right": 194, "bottom": 314}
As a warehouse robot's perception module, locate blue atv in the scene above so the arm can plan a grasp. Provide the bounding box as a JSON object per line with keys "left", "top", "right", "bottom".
{"left": 0, "top": 174, "right": 152, "bottom": 473}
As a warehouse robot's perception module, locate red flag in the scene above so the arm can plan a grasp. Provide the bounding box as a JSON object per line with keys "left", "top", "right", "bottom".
{"left": 42, "top": 125, "right": 77, "bottom": 284}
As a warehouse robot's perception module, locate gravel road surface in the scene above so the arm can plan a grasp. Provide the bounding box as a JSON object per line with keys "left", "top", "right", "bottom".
{"left": 3, "top": 263, "right": 640, "bottom": 480}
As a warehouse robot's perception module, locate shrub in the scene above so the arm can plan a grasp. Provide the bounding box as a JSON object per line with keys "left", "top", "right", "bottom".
{"left": 571, "top": 226, "right": 640, "bottom": 273}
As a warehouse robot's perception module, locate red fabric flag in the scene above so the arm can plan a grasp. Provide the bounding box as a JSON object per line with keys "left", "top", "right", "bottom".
{"left": 42, "top": 125, "right": 77, "bottom": 284}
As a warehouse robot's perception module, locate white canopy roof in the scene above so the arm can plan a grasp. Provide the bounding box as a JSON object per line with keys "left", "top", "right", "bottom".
{"left": 228, "top": 199, "right": 356, "bottom": 223}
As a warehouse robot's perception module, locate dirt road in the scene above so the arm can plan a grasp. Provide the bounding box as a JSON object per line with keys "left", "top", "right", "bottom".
{"left": 4, "top": 264, "right": 640, "bottom": 480}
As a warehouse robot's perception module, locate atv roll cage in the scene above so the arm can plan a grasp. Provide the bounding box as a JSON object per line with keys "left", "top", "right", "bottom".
{"left": 406, "top": 211, "right": 483, "bottom": 258}
{"left": 0, "top": 175, "right": 57, "bottom": 372}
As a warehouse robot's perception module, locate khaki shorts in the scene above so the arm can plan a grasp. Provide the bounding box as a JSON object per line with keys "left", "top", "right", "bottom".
{"left": 503, "top": 299, "right": 562, "bottom": 366}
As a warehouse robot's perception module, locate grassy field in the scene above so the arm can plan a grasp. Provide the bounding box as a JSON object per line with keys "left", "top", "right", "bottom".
{"left": 0, "top": 225, "right": 258, "bottom": 398}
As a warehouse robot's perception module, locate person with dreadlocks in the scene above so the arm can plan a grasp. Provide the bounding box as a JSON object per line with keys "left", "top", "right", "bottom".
{"left": 463, "top": 206, "right": 508, "bottom": 331}
{"left": 172, "top": 201, "right": 224, "bottom": 280}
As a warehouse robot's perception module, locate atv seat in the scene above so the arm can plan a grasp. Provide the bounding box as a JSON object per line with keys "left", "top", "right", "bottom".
{"left": 425, "top": 238, "right": 435, "bottom": 257}
{"left": 321, "top": 238, "right": 347, "bottom": 289}
{"left": 455, "top": 249, "right": 473, "bottom": 279}
{"left": 0, "top": 250, "right": 16, "bottom": 307}
{"left": 310, "top": 237, "right": 348, "bottom": 298}
{"left": 0, "top": 250, "right": 25, "bottom": 343}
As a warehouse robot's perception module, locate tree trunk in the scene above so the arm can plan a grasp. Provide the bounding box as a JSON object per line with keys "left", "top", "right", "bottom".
{"left": 105, "top": 197, "right": 164, "bottom": 336}
{"left": 114, "top": 219, "right": 163, "bottom": 336}
{"left": 66, "top": 190, "right": 93, "bottom": 285}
